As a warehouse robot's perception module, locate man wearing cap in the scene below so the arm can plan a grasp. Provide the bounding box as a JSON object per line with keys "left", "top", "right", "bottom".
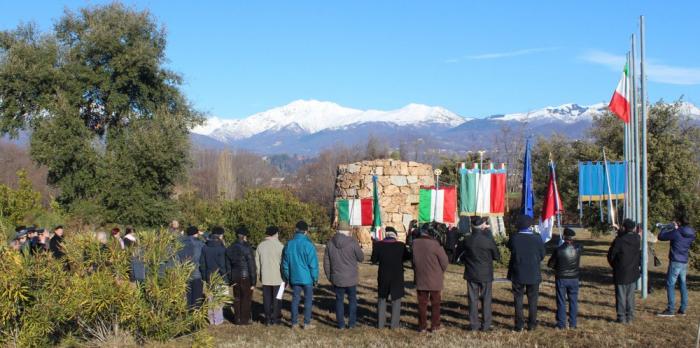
{"left": 371, "top": 226, "right": 408, "bottom": 329}
{"left": 30, "top": 228, "right": 50, "bottom": 255}
{"left": 548, "top": 228, "right": 583, "bottom": 329}
{"left": 607, "top": 219, "right": 641, "bottom": 324}
{"left": 226, "top": 225, "right": 257, "bottom": 325}
{"left": 178, "top": 226, "right": 206, "bottom": 309}
{"left": 463, "top": 216, "right": 501, "bottom": 331}
{"left": 12, "top": 227, "right": 29, "bottom": 252}
{"left": 256, "top": 226, "right": 285, "bottom": 326}
{"left": 324, "top": 220, "right": 364, "bottom": 329}
{"left": 282, "top": 220, "right": 319, "bottom": 329}
{"left": 200, "top": 226, "right": 228, "bottom": 325}
{"left": 412, "top": 223, "right": 449, "bottom": 333}
{"left": 49, "top": 226, "right": 66, "bottom": 259}
{"left": 507, "top": 214, "right": 545, "bottom": 331}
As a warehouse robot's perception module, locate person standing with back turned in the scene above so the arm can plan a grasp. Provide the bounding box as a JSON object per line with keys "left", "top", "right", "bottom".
{"left": 507, "top": 214, "right": 545, "bottom": 331}
{"left": 282, "top": 220, "right": 319, "bottom": 330}
{"left": 607, "top": 219, "right": 641, "bottom": 324}
{"left": 256, "top": 226, "right": 285, "bottom": 325}
{"left": 463, "top": 216, "right": 500, "bottom": 332}
{"left": 324, "top": 220, "right": 364, "bottom": 329}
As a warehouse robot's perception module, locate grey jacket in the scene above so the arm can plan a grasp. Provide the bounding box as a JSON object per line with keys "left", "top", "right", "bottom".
{"left": 256, "top": 237, "right": 285, "bottom": 286}
{"left": 323, "top": 232, "right": 364, "bottom": 287}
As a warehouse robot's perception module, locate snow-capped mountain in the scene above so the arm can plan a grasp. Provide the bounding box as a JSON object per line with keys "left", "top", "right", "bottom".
{"left": 190, "top": 100, "right": 700, "bottom": 154}
{"left": 192, "top": 100, "right": 468, "bottom": 142}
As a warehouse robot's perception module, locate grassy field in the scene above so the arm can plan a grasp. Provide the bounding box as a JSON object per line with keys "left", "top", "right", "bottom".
{"left": 165, "top": 230, "right": 699, "bottom": 347}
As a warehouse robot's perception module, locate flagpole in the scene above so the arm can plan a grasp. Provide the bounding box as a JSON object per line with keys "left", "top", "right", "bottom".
{"left": 602, "top": 148, "right": 617, "bottom": 226}
{"left": 623, "top": 51, "right": 631, "bottom": 220}
{"left": 639, "top": 15, "right": 649, "bottom": 299}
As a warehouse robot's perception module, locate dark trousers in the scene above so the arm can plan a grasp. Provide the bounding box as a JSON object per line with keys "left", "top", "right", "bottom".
{"left": 512, "top": 282, "right": 539, "bottom": 330}
{"left": 615, "top": 282, "right": 636, "bottom": 322}
{"left": 378, "top": 297, "right": 402, "bottom": 329}
{"left": 334, "top": 286, "right": 358, "bottom": 329}
{"left": 555, "top": 278, "right": 579, "bottom": 328}
{"left": 232, "top": 277, "right": 252, "bottom": 325}
{"left": 417, "top": 290, "right": 441, "bottom": 331}
{"left": 262, "top": 285, "right": 282, "bottom": 324}
{"left": 467, "top": 281, "right": 493, "bottom": 330}
{"left": 187, "top": 278, "right": 204, "bottom": 310}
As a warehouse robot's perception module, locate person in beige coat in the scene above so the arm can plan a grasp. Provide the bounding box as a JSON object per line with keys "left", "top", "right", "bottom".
{"left": 256, "top": 226, "right": 285, "bottom": 325}
{"left": 412, "top": 224, "right": 449, "bottom": 333}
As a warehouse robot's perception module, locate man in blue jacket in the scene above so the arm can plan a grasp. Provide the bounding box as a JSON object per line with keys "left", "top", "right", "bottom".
{"left": 657, "top": 212, "right": 696, "bottom": 317}
{"left": 507, "top": 214, "right": 545, "bottom": 331}
{"left": 282, "top": 220, "right": 319, "bottom": 329}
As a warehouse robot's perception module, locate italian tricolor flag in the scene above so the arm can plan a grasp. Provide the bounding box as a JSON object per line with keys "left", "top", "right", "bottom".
{"left": 608, "top": 61, "right": 630, "bottom": 123}
{"left": 418, "top": 186, "right": 457, "bottom": 223}
{"left": 337, "top": 199, "right": 374, "bottom": 226}
{"left": 459, "top": 163, "right": 507, "bottom": 216}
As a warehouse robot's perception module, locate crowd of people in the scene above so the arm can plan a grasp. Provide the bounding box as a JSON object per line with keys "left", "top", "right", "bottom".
{"left": 6, "top": 210, "right": 696, "bottom": 332}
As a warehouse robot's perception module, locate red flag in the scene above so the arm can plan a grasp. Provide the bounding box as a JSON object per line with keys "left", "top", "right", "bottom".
{"left": 539, "top": 162, "right": 562, "bottom": 242}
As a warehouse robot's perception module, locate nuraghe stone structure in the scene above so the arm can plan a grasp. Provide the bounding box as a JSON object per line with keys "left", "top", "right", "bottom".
{"left": 334, "top": 159, "right": 435, "bottom": 246}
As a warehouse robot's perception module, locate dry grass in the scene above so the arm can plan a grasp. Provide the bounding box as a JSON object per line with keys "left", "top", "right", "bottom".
{"left": 163, "top": 230, "right": 700, "bottom": 347}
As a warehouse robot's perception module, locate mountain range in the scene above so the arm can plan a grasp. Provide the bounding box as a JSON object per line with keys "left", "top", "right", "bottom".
{"left": 191, "top": 100, "right": 700, "bottom": 155}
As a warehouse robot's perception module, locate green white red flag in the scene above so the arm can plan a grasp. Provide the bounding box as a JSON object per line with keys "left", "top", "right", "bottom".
{"left": 608, "top": 61, "right": 631, "bottom": 123}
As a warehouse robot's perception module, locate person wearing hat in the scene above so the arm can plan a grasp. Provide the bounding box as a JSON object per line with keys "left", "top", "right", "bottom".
{"left": 607, "top": 218, "right": 641, "bottom": 324}
{"left": 412, "top": 223, "right": 449, "bottom": 333}
{"left": 256, "top": 225, "right": 285, "bottom": 325}
{"left": 371, "top": 226, "right": 408, "bottom": 329}
{"left": 50, "top": 226, "right": 66, "bottom": 259}
{"left": 548, "top": 228, "right": 583, "bottom": 329}
{"left": 507, "top": 214, "right": 545, "bottom": 331}
{"left": 323, "top": 220, "right": 364, "bottom": 329}
{"left": 462, "top": 216, "right": 501, "bottom": 331}
{"left": 201, "top": 226, "right": 228, "bottom": 325}
{"left": 12, "top": 227, "right": 29, "bottom": 252}
{"left": 282, "top": 220, "right": 319, "bottom": 329}
{"left": 178, "top": 225, "right": 206, "bottom": 309}
{"left": 225, "top": 225, "right": 256, "bottom": 325}
{"left": 30, "top": 228, "right": 50, "bottom": 255}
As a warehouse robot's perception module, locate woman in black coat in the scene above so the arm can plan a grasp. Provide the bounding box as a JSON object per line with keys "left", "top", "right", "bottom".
{"left": 371, "top": 227, "right": 408, "bottom": 329}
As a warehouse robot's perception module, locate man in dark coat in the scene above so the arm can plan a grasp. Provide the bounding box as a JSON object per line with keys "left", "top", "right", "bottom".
{"left": 463, "top": 216, "right": 500, "bottom": 331}
{"left": 370, "top": 226, "right": 407, "bottom": 329}
{"left": 201, "top": 226, "right": 228, "bottom": 325}
{"left": 445, "top": 226, "right": 459, "bottom": 263}
{"left": 607, "top": 219, "right": 641, "bottom": 323}
{"left": 178, "top": 226, "right": 205, "bottom": 309}
{"left": 226, "top": 225, "right": 257, "bottom": 325}
{"left": 507, "top": 214, "right": 545, "bottom": 331}
{"left": 657, "top": 211, "right": 697, "bottom": 317}
{"left": 412, "top": 224, "right": 449, "bottom": 333}
{"left": 548, "top": 228, "right": 583, "bottom": 329}
{"left": 323, "top": 220, "right": 364, "bottom": 329}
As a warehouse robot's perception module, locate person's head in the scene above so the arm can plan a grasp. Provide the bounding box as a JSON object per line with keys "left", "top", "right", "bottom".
{"left": 15, "top": 230, "right": 28, "bottom": 245}
{"left": 96, "top": 231, "right": 108, "bottom": 244}
{"left": 265, "top": 226, "right": 279, "bottom": 238}
{"left": 337, "top": 221, "right": 351, "bottom": 232}
{"left": 235, "top": 225, "right": 249, "bottom": 241}
{"left": 622, "top": 219, "right": 636, "bottom": 233}
{"left": 37, "top": 228, "right": 48, "bottom": 242}
{"left": 111, "top": 227, "right": 120, "bottom": 237}
{"left": 211, "top": 226, "right": 225, "bottom": 239}
{"left": 385, "top": 226, "right": 397, "bottom": 239}
{"left": 54, "top": 226, "right": 64, "bottom": 237}
{"left": 27, "top": 227, "right": 37, "bottom": 238}
{"left": 170, "top": 220, "right": 180, "bottom": 230}
{"left": 296, "top": 220, "right": 309, "bottom": 234}
{"left": 563, "top": 228, "right": 576, "bottom": 242}
{"left": 515, "top": 214, "right": 534, "bottom": 232}
{"left": 419, "top": 223, "right": 431, "bottom": 236}
{"left": 409, "top": 220, "right": 418, "bottom": 231}
{"left": 125, "top": 226, "right": 135, "bottom": 235}
{"left": 471, "top": 216, "right": 489, "bottom": 231}
{"left": 676, "top": 210, "right": 690, "bottom": 226}
{"left": 185, "top": 226, "right": 198, "bottom": 236}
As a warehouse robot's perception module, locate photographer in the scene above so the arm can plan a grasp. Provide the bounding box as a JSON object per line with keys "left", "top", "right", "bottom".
{"left": 657, "top": 212, "right": 696, "bottom": 317}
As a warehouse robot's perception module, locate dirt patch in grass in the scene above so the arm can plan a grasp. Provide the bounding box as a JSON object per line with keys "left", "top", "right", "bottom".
{"left": 166, "top": 230, "right": 700, "bottom": 347}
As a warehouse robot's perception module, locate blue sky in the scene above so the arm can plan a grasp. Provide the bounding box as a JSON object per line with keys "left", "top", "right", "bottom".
{"left": 2, "top": 1, "right": 699, "bottom": 119}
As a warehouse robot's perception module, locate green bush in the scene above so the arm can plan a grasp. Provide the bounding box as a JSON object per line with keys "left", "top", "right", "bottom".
{"left": 0, "top": 229, "right": 223, "bottom": 346}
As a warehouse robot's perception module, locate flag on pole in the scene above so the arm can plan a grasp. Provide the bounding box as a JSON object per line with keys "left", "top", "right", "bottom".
{"left": 539, "top": 161, "right": 562, "bottom": 243}
{"left": 521, "top": 139, "right": 535, "bottom": 218}
{"left": 337, "top": 198, "right": 373, "bottom": 226}
{"left": 609, "top": 61, "right": 631, "bottom": 123}
{"left": 371, "top": 175, "right": 383, "bottom": 240}
{"left": 418, "top": 186, "right": 457, "bottom": 223}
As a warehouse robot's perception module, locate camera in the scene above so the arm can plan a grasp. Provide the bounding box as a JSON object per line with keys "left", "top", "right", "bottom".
{"left": 655, "top": 223, "right": 675, "bottom": 230}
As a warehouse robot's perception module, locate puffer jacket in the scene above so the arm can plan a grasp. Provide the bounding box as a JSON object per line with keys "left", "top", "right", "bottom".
{"left": 282, "top": 232, "right": 319, "bottom": 286}
{"left": 177, "top": 235, "right": 205, "bottom": 280}
{"left": 201, "top": 238, "right": 229, "bottom": 282}
{"left": 547, "top": 241, "right": 583, "bottom": 279}
{"left": 323, "top": 232, "right": 364, "bottom": 287}
{"left": 226, "top": 240, "right": 257, "bottom": 285}
{"left": 658, "top": 225, "right": 696, "bottom": 264}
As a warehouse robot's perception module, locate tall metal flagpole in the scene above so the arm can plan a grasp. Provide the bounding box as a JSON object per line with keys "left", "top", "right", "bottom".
{"left": 602, "top": 148, "right": 617, "bottom": 226}
{"left": 639, "top": 15, "right": 649, "bottom": 299}
{"left": 631, "top": 34, "right": 641, "bottom": 225}
{"left": 623, "top": 52, "right": 631, "bottom": 220}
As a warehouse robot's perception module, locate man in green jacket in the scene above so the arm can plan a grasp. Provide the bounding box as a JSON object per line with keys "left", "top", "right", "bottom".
{"left": 282, "top": 221, "right": 319, "bottom": 329}
{"left": 256, "top": 226, "right": 285, "bottom": 325}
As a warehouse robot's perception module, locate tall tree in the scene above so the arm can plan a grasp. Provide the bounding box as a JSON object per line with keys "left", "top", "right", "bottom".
{"left": 0, "top": 3, "right": 201, "bottom": 225}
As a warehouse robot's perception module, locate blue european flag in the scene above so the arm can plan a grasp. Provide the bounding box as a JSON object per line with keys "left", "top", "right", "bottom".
{"left": 521, "top": 139, "right": 535, "bottom": 218}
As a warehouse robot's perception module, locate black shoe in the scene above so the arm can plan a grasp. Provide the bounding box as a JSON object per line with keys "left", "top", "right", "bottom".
{"left": 513, "top": 327, "right": 524, "bottom": 332}
{"left": 480, "top": 327, "right": 493, "bottom": 332}
{"left": 657, "top": 309, "right": 675, "bottom": 317}
{"left": 677, "top": 309, "right": 686, "bottom": 316}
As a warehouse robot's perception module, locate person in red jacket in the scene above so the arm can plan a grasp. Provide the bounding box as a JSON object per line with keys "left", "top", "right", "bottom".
{"left": 412, "top": 223, "right": 449, "bottom": 333}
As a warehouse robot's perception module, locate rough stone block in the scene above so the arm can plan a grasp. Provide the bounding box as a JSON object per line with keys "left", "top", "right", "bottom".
{"left": 347, "top": 163, "right": 360, "bottom": 173}
{"left": 384, "top": 185, "right": 400, "bottom": 196}
{"left": 408, "top": 161, "right": 420, "bottom": 167}
{"left": 390, "top": 175, "right": 408, "bottom": 187}
{"left": 406, "top": 176, "right": 418, "bottom": 184}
